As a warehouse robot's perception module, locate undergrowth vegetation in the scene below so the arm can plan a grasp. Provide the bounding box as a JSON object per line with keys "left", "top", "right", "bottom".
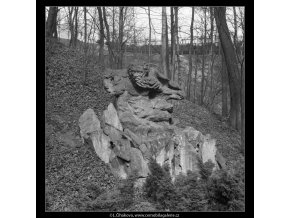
{"left": 143, "top": 159, "right": 245, "bottom": 211}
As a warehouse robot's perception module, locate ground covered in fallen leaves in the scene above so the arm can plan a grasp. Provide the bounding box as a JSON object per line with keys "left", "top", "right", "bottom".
{"left": 45, "top": 40, "right": 244, "bottom": 212}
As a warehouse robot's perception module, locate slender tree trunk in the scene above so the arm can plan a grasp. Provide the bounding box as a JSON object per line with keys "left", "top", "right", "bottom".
{"left": 117, "top": 7, "right": 124, "bottom": 69}
{"left": 174, "top": 7, "right": 181, "bottom": 86}
{"left": 193, "top": 51, "right": 198, "bottom": 104}
{"left": 209, "top": 7, "right": 215, "bottom": 109}
{"left": 68, "top": 7, "right": 74, "bottom": 47}
{"left": 165, "top": 10, "right": 170, "bottom": 79}
{"left": 187, "top": 7, "right": 194, "bottom": 100}
{"left": 74, "top": 7, "right": 79, "bottom": 47}
{"left": 221, "top": 47, "right": 228, "bottom": 117}
{"left": 214, "top": 6, "right": 241, "bottom": 131}
{"left": 241, "top": 57, "right": 245, "bottom": 155}
{"left": 233, "top": 7, "right": 238, "bottom": 51}
{"left": 97, "top": 7, "right": 105, "bottom": 65}
{"left": 200, "top": 7, "right": 207, "bottom": 105}
{"left": 170, "top": 7, "right": 174, "bottom": 65}
{"left": 148, "top": 7, "right": 151, "bottom": 64}
{"left": 112, "top": 7, "right": 115, "bottom": 51}
{"left": 161, "top": 7, "right": 169, "bottom": 79}
{"left": 103, "top": 7, "right": 114, "bottom": 67}
{"left": 84, "top": 7, "right": 87, "bottom": 44}
{"left": 170, "top": 7, "right": 175, "bottom": 81}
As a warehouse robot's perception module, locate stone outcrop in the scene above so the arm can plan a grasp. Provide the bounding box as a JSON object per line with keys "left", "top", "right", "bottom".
{"left": 80, "top": 64, "right": 225, "bottom": 180}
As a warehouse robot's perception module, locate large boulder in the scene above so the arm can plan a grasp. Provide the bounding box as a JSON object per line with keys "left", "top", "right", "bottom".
{"left": 79, "top": 109, "right": 111, "bottom": 163}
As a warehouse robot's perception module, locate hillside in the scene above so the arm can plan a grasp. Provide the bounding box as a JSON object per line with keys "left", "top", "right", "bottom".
{"left": 45, "top": 40, "right": 244, "bottom": 211}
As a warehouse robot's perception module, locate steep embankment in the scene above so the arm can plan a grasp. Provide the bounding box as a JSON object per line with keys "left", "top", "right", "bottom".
{"left": 45, "top": 41, "right": 119, "bottom": 211}
{"left": 45, "top": 41, "right": 244, "bottom": 211}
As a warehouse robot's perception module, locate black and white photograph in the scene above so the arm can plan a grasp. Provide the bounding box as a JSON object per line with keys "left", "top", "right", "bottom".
{"left": 44, "top": 6, "right": 248, "bottom": 213}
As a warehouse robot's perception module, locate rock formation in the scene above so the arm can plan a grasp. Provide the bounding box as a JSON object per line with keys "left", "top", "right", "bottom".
{"left": 80, "top": 64, "right": 225, "bottom": 180}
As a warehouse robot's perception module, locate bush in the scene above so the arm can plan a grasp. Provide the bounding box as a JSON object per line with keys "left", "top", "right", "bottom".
{"left": 143, "top": 159, "right": 177, "bottom": 211}
{"left": 87, "top": 188, "right": 122, "bottom": 211}
{"left": 86, "top": 170, "right": 138, "bottom": 211}
{"left": 119, "top": 170, "right": 138, "bottom": 208}
{"left": 206, "top": 170, "right": 245, "bottom": 211}
{"left": 198, "top": 158, "right": 215, "bottom": 181}
{"left": 174, "top": 171, "right": 208, "bottom": 211}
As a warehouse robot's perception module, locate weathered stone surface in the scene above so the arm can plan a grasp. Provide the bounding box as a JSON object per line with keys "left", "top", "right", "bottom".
{"left": 112, "top": 138, "right": 131, "bottom": 162}
{"left": 103, "top": 103, "right": 123, "bottom": 131}
{"left": 110, "top": 153, "right": 128, "bottom": 179}
{"left": 79, "top": 108, "right": 101, "bottom": 140}
{"left": 215, "top": 150, "right": 226, "bottom": 169}
{"left": 130, "top": 147, "right": 150, "bottom": 177}
{"left": 79, "top": 109, "right": 111, "bottom": 163}
{"left": 90, "top": 130, "right": 112, "bottom": 164}
{"left": 199, "top": 134, "right": 219, "bottom": 170}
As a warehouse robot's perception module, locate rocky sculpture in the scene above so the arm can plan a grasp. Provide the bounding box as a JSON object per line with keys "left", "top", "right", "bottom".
{"left": 80, "top": 64, "right": 225, "bottom": 181}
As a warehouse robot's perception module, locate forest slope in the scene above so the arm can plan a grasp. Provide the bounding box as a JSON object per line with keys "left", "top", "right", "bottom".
{"left": 45, "top": 41, "right": 244, "bottom": 211}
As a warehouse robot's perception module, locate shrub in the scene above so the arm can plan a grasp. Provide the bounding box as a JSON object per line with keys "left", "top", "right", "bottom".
{"left": 87, "top": 188, "right": 122, "bottom": 211}
{"left": 198, "top": 158, "right": 215, "bottom": 181}
{"left": 119, "top": 170, "right": 138, "bottom": 208}
{"left": 174, "top": 171, "right": 208, "bottom": 211}
{"left": 143, "top": 159, "right": 177, "bottom": 211}
{"left": 206, "top": 170, "right": 245, "bottom": 211}
{"left": 85, "top": 171, "right": 138, "bottom": 211}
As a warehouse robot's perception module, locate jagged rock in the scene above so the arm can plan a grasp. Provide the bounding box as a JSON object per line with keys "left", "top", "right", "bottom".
{"left": 130, "top": 147, "right": 150, "bottom": 178}
{"left": 79, "top": 108, "right": 101, "bottom": 141}
{"left": 199, "top": 134, "right": 219, "bottom": 170}
{"left": 103, "top": 103, "right": 123, "bottom": 131}
{"left": 110, "top": 153, "right": 128, "bottom": 179}
{"left": 90, "top": 131, "right": 112, "bottom": 164}
{"left": 79, "top": 109, "right": 111, "bottom": 163}
{"left": 215, "top": 150, "right": 226, "bottom": 169}
{"left": 112, "top": 138, "right": 131, "bottom": 162}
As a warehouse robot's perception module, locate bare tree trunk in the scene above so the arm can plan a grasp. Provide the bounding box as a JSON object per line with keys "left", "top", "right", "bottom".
{"left": 112, "top": 7, "right": 115, "bottom": 47}
{"left": 74, "top": 7, "right": 79, "bottom": 47}
{"left": 193, "top": 51, "right": 198, "bottom": 104}
{"left": 241, "top": 59, "right": 245, "bottom": 155}
{"left": 233, "top": 7, "right": 238, "bottom": 50}
{"left": 97, "top": 7, "right": 105, "bottom": 65}
{"left": 68, "top": 7, "right": 74, "bottom": 47}
{"left": 209, "top": 7, "right": 215, "bottom": 110}
{"left": 103, "top": 7, "right": 114, "bottom": 68}
{"left": 71, "top": 7, "right": 79, "bottom": 47}
{"left": 148, "top": 7, "right": 151, "bottom": 64}
{"left": 221, "top": 47, "right": 228, "bottom": 117}
{"left": 170, "top": 7, "right": 175, "bottom": 81}
{"left": 161, "top": 7, "right": 169, "bottom": 79}
{"left": 84, "top": 7, "right": 87, "bottom": 45}
{"left": 200, "top": 7, "right": 207, "bottom": 105}
{"left": 46, "top": 6, "right": 58, "bottom": 38}
{"left": 117, "top": 7, "right": 124, "bottom": 69}
{"left": 187, "top": 7, "right": 194, "bottom": 100}
{"left": 174, "top": 7, "right": 181, "bottom": 86}
{"left": 214, "top": 6, "right": 241, "bottom": 131}
{"left": 165, "top": 10, "right": 170, "bottom": 79}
